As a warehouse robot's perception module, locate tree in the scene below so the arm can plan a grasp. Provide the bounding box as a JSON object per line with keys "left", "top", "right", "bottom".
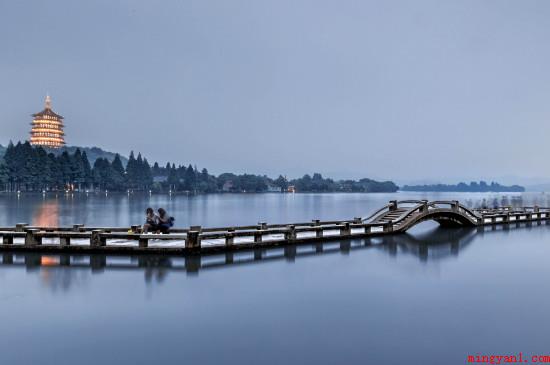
{"left": 0, "top": 163, "right": 8, "bottom": 190}
{"left": 152, "top": 162, "right": 161, "bottom": 176}
{"left": 80, "top": 151, "right": 93, "bottom": 189}
{"left": 72, "top": 149, "right": 86, "bottom": 190}
{"left": 110, "top": 154, "right": 126, "bottom": 190}
{"left": 125, "top": 151, "right": 138, "bottom": 189}
{"left": 33, "top": 147, "right": 50, "bottom": 191}
{"left": 58, "top": 151, "right": 74, "bottom": 188}
{"left": 142, "top": 158, "right": 153, "bottom": 189}
{"left": 92, "top": 158, "right": 115, "bottom": 190}
{"left": 167, "top": 164, "right": 179, "bottom": 191}
{"left": 3, "top": 141, "right": 17, "bottom": 190}
{"left": 183, "top": 164, "right": 197, "bottom": 191}
{"left": 0, "top": 140, "right": 402, "bottom": 194}
{"left": 274, "top": 175, "right": 288, "bottom": 190}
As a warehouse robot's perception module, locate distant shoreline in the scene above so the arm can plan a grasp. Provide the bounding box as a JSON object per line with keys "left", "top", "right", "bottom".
{"left": 400, "top": 181, "right": 525, "bottom": 193}
{"left": 0, "top": 190, "right": 531, "bottom": 196}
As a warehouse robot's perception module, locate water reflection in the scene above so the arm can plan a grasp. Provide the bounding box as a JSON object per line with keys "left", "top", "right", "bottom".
{"left": 3, "top": 191, "right": 550, "bottom": 229}
{"left": 32, "top": 200, "right": 60, "bottom": 227}
{"left": 379, "top": 226, "right": 476, "bottom": 261}
{"left": 3, "top": 221, "right": 546, "bottom": 292}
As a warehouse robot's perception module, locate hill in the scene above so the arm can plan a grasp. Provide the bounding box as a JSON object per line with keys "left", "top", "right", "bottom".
{"left": 57, "top": 146, "right": 128, "bottom": 166}
{"left": 0, "top": 144, "right": 127, "bottom": 166}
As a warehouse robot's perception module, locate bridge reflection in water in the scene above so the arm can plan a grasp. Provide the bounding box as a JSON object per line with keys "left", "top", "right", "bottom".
{"left": 3, "top": 219, "right": 544, "bottom": 291}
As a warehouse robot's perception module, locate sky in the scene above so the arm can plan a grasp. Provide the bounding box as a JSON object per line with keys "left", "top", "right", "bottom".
{"left": 1, "top": 0, "right": 549, "bottom": 184}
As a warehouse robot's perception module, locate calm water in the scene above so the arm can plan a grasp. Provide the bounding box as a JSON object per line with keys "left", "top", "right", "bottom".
{"left": 1, "top": 192, "right": 550, "bottom": 365}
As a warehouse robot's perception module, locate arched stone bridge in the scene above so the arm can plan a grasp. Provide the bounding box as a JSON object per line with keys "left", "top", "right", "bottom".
{"left": 361, "top": 200, "right": 549, "bottom": 233}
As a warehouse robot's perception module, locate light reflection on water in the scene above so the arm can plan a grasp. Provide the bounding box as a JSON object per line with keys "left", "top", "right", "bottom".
{"left": 1, "top": 191, "right": 550, "bottom": 228}
{"left": 1, "top": 193, "right": 550, "bottom": 364}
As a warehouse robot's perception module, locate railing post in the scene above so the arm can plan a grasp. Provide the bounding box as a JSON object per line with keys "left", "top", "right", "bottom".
{"left": 258, "top": 222, "right": 267, "bottom": 230}
{"left": 25, "top": 229, "right": 40, "bottom": 246}
{"left": 72, "top": 224, "right": 84, "bottom": 232}
{"left": 451, "top": 200, "right": 459, "bottom": 212}
{"left": 365, "top": 225, "right": 371, "bottom": 234}
{"left": 419, "top": 200, "right": 428, "bottom": 213}
{"left": 311, "top": 219, "right": 320, "bottom": 226}
{"left": 138, "top": 236, "right": 149, "bottom": 248}
{"left": 254, "top": 226, "right": 263, "bottom": 243}
{"left": 131, "top": 225, "right": 141, "bottom": 234}
{"left": 285, "top": 225, "right": 296, "bottom": 241}
{"left": 389, "top": 200, "right": 398, "bottom": 211}
{"left": 90, "top": 229, "right": 104, "bottom": 247}
{"left": 353, "top": 217, "right": 362, "bottom": 224}
{"left": 315, "top": 226, "right": 323, "bottom": 238}
{"left": 60, "top": 235, "right": 71, "bottom": 247}
{"left": 340, "top": 222, "right": 351, "bottom": 236}
{"left": 2, "top": 234, "right": 13, "bottom": 245}
{"left": 190, "top": 225, "right": 202, "bottom": 233}
{"left": 186, "top": 230, "right": 201, "bottom": 249}
{"left": 16, "top": 223, "right": 28, "bottom": 232}
{"left": 225, "top": 228, "right": 235, "bottom": 246}
{"left": 383, "top": 221, "right": 393, "bottom": 233}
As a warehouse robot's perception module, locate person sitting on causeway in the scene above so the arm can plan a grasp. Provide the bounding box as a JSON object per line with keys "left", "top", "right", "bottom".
{"left": 157, "top": 208, "right": 175, "bottom": 234}
{"left": 142, "top": 207, "right": 159, "bottom": 233}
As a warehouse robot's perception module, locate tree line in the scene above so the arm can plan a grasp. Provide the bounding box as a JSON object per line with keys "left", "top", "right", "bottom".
{"left": 0, "top": 141, "right": 399, "bottom": 193}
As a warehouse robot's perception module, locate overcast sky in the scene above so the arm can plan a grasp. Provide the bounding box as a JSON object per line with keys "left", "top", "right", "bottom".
{"left": 1, "top": 0, "right": 549, "bottom": 183}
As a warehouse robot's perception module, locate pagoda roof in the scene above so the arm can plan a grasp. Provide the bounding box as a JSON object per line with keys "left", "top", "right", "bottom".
{"left": 32, "top": 108, "right": 64, "bottom": 119}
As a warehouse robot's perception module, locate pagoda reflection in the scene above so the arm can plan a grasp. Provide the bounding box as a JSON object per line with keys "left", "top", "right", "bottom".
{"left": 32, "top": 200, "right": 60, "bottom": 227}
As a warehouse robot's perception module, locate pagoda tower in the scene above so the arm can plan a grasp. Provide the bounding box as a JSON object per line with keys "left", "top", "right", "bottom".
{"left": 29, "top": 95, "right": 65, "bottom": 148}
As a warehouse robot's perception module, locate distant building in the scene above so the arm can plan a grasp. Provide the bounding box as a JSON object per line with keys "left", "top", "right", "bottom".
{"left": 267, "top": 184, "right": 282, "bottom": 192}
{"left": 287, "top": 185, "right": 296, "bottom": 193}
{"left": 29, "top": 95, "right": 65, "bottom": 148}
{"left": 153, "top": 176, "right": 168, "bottom": 183}
{"left": 222, "top": 180, "right": 234, "bottom": 192}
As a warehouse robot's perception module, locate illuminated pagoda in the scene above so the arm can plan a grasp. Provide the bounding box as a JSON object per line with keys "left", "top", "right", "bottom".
{"left": 29, "top": 95, "right": 65, "bottom": 148}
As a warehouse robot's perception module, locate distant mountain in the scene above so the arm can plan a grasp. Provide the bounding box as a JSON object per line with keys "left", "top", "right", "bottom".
{"left": 401, "top": 181, "right": 525, "bottom": 193}
{"left": 57, "top": 146, "right": 128, "bottom": 166}
{"left": 0, "top": 144, "right": 128, "bottom": 166}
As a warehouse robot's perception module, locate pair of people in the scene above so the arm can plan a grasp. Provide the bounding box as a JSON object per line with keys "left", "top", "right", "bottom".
{"left": 143, "top": 207, "right": 175, "bottom": 234}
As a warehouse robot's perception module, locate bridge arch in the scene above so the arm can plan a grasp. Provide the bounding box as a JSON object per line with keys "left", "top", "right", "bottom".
{"left": 363, "top": 200, "right": 480, "bottom": 233}
{"left": 395, "top": 209, "right": 478, "bottom": 233}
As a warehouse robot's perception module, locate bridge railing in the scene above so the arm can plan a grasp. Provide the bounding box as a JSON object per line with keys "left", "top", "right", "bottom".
{"left": 361, "top": 203, "right": 392, "bottom": 222}
{"left": 363, "top": 200, "right": 482, "bottom": 227}
{"left": 0, "top": 218, "right": 404, "bottom": 251}
{"left": 3, "top": 201, "right": 550, "bottom": 253}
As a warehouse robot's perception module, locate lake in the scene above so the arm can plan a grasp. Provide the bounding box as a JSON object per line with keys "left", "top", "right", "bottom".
{"left": 1, "top": 192, "right": 550, "bottom": 365}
